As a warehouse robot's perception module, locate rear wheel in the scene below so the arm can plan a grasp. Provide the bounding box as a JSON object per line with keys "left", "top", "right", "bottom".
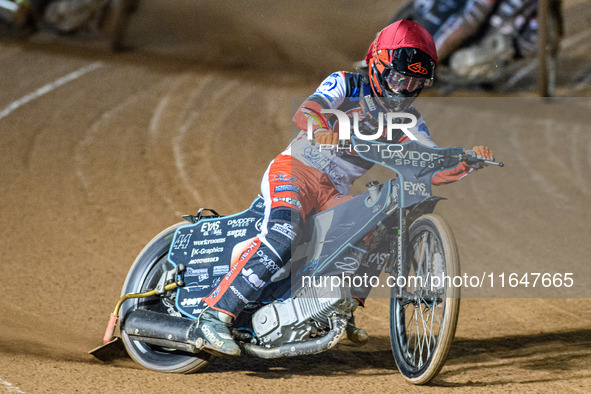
{"left": 120, "top": 223, "right": 212, "bottom": 373}
{"left": 389, "top": 214, "right": 460, "bottom": 384}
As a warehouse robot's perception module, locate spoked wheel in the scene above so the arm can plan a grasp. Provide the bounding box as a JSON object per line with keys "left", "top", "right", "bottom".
{"left": 119, "top": 223, "right": 212, "bottom": 373}
{"left": 389, "top": 214, "right": 460, "bottom": 384}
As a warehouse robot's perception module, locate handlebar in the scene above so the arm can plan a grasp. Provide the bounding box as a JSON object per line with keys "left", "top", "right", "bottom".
{"left": 460, "top": 152, "right": 504, "bottom": 167}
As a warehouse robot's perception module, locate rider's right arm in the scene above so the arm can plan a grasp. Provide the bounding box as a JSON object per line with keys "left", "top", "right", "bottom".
{"left": 292, "top": 71, "right": 349, "bottom": 132}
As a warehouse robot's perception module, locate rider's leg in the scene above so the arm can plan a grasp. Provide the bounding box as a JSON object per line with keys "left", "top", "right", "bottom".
{"left": 486, "top": 0, "right": 539, "bottom": 56}
{"left": 195, "top": 209, "right": 302, "bottom": 356}
{"left": 196, "top": 155, "right": 372, "bottom": 354}
{"left": 346, "top": 299, "right": 369, "bottom": 345}
{"left": 203, "top": 207, "right": 302, "bottom": 317}
{"left": 432, "top": 0, "right": 498, "bottom": 61}
{"left": 446, "top": 0, "right": 540, "bottom": 77}
{"left": 196, "top": 156, "right": 317, "bottom": 356}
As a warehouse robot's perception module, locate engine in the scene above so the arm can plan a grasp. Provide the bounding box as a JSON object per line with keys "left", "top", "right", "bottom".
{"left": 251, "top": 284, "right": 354, "bottom": 346}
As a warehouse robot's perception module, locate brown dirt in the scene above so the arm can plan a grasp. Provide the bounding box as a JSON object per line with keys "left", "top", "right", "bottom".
{"left": 0, "top": 1, "right": 590, "bottom": 392}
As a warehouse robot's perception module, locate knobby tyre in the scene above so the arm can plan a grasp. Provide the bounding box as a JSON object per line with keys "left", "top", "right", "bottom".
{"left": 119, "top": 223, "right": 211, "bottom": 373}
{"left": 389, "top": 214, "right": 460, "bottom": 384}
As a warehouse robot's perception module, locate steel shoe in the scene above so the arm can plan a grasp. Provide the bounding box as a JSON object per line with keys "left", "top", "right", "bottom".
{"left": 194, "top": 309, "right": 241, "bottom": 356}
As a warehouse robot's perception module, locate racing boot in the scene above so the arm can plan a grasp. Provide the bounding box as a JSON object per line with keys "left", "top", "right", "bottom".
{"left": 194, "top": 308, "right": 241, "bottom": 356}
{"left": 346, "top": 314, "right": 369, "bottom": 346}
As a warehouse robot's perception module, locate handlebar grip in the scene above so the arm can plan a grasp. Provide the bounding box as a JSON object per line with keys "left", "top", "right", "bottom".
{"left": 461, "top": 153, "right": 504, "bottom": 167}
{"left": 483, "top": 160, "right": 504, "bottom": 167}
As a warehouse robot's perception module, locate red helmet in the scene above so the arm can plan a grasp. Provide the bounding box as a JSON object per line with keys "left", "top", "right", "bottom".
{"left": 365, "top": 20, "right": 438, "bottom": 112}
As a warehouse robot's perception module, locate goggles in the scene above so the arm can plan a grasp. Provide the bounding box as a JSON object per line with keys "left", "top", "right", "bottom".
{"left": 384, "top": 70, "right": 433, "bottom": 93}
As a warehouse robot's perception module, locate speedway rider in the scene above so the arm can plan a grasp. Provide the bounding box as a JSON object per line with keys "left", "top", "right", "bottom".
{"left": 194, "top": 20, "right": 494, "bottom": 356}
{"left": 368, "top": 0, "right": 546, "bottom": 78}
{"left": 13, "top": 0, "right": 109, "bottom": 33}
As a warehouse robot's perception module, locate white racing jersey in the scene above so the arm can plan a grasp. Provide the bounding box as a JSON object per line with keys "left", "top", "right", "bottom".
{"left": 285, "top": 71, "right": 444, "bottom": 195}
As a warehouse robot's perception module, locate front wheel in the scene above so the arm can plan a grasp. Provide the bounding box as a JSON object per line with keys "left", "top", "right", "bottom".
{"left": 389, "top": 214, "right": 460, "bottom": 384}
{"left": 119, "top": 223, "right": 212, "bottom": 373}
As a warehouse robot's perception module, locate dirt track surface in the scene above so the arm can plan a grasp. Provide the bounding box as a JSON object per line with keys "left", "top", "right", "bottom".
{"left": 1, "top": 1, "right": 590, "bottom": 392}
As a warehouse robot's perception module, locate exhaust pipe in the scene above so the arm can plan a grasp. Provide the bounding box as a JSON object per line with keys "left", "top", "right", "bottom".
{"left": 241, "top": 316, "right": 348, "bottom": 359}
{"left": 0, "top": 0, "right": 28, "bottom": 25}
{"left": 123, "top": 309, "right": 202, "bottom": 353}
{"left": 124, "top": 309, "right": 348, "bottom": 359}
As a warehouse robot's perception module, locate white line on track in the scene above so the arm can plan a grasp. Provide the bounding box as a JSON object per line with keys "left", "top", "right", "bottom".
{"left": 147, "top": 74, "right": 191, "bottom": 213}
{"left": 0, "top": 61, "right": 103, "bottom": 121}
{"left": 0, "top": 377, "right": 25, "bottom": 393}
{"left": 149, "top": 96, "right": 169, "bottom": 137}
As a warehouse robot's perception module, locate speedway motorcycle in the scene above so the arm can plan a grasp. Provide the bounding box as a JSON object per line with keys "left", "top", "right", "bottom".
{"left": 388, "top": 0, "right": 562, "bottom": 94}
{"left": 91, "top": 138, "right": 502, "bottom": 385}
{"left": 0, "top": 0, "right": 138, "bottom": 51}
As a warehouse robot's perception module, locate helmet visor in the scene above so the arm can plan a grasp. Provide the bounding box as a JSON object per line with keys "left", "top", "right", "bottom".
{"left": 384, "top": 70, "right": 433, "bottom": 93}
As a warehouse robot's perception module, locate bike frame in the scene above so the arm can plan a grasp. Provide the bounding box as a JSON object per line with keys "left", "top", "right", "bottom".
{"left": 351, "top": 138, "right": 464, "bottom": 296}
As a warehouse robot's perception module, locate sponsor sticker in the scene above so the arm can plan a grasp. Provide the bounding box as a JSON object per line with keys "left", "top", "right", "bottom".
{"left": 274, "top": 184, "right": 300, "bottom": 193}
{"left": 272, "top": 174, "right": 297, "bottom": 183}
{"left": 335, "top": 257, "right": 360, "bottom": 272}
{"left": 271, "top": 222, "right": 297, "bottom": 241}
{"left": 200, "top": 221, "right": 222, "bottom": 236}
{"left": 186, "top": 267, "right": 209, "bottom": 282}
{"left": 227, "top": 229, "right": 247, "bottom": 238}
{"left": 272, "top": 197, "right": 303, "bottom": 210}
{"left": 408, "top": 62, "right": 428, "bottom": 74}
{"left": 193, "top": 237, "right": 226, "bottom": 246}
{"left": 188, "top": 257, "right": 219, "bottom": 265}
{"left": 404, "top": 180, "right": 430, "bottom": 197}
{"left": 181, "top": 297, "right": 201, "bottom": 306}
{"left": 191, "top": 246, "right": 224, "bottom": 257}
{"left": 173, "top": 233, "right": 192, "bottom": 249}
{"left": 256, "top": 249, "right": 280, "bottom": 273}
{"left": 213, "top": 265, "right": 230, "bottom": 276}
{"left": 241, "top": 267, "right": 265, "bottom": 289}
{"left": 227, "top": 217, "right": 256, "bottom": 228}
{"left": 230, "top": 285, "right": 249, "bottom": 303}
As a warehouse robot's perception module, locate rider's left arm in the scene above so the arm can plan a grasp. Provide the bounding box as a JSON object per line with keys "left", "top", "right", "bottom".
{"left": 399, "top": 128, "right": 490, "bottom": 185}
{"left": 432, "top": 162, "right": 474, "bottom": 185}
{"left": 432, "top": 145, "right": 494, "bottom": 185}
